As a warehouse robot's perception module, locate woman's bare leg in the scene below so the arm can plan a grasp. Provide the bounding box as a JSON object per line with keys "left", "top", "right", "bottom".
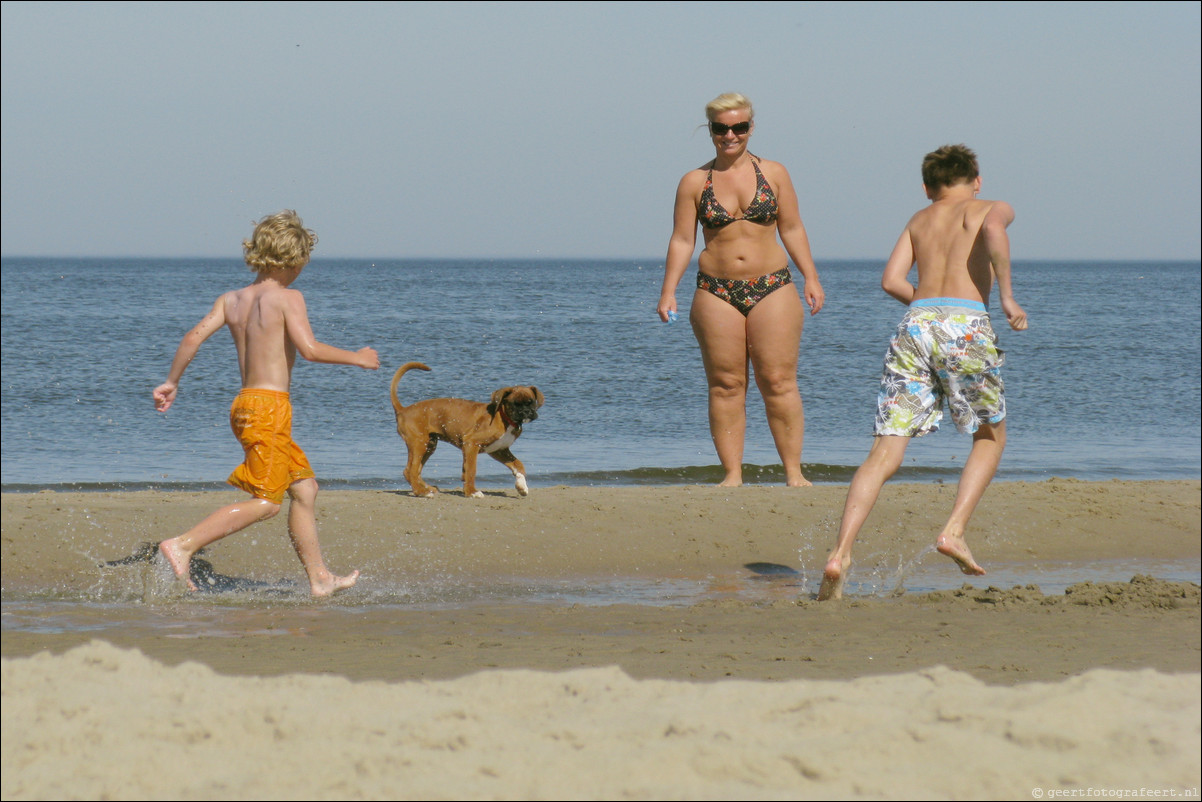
{"left": 746, "top": 286, "right": 807, "bottom": 485}
{"left": 691, "top": 289, "right": 751, "bottom": 486}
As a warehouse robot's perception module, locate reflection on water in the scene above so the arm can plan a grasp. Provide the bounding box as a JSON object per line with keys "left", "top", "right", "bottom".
{"left": 4, "top": 556, "right": 1198, "bottom": 638}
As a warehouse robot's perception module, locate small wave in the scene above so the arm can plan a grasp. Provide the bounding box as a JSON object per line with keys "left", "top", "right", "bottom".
{"left": 0, "top": 462, "right": 972, "bottom": 493}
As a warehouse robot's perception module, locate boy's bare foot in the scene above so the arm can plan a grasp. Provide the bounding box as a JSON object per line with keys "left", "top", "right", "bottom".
{"left": 936, "top": 535, "right": 986, "bottom": 576}
{"left": 817, "top": 555, "right": 849, "bottom": 601}
{"left": 718, "top": 478, "right": 743, "bottom": 488}
{"left": 310, "top": 569, "right": 360, "bottom": 598}
{"left": 786, "top": 477, "right": 813, "bottom": 488}
{"left": 158, "top": 539, "right": 198, "bottom": 592}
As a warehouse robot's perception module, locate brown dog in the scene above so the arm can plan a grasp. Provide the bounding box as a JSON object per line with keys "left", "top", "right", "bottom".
{"left": 390, "top": 362, "right": 544, "bottom": 498}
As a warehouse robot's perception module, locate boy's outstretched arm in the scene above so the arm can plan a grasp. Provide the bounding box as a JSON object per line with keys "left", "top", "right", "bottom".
{"left": 283, "top": 290, "right": 380, "bottom": 370}
{"left": 880, "top": 229, "right": 917, "bottom": 305}
{"left": 154, "top": 296, "right": 228, "bottom": 412}
{"left": 983, "top": 202, "right": 1028, "bottom": 331}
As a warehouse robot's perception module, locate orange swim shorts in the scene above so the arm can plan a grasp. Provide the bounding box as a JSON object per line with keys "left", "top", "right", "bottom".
{"left": 226, "top": 389, "right": 315, "bottom": 504}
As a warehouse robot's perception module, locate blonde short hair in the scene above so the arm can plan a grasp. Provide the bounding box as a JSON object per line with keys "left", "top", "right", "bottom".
{"left": 242, "top": 210, "right": 317, "bottom": 273}
{"left": 705, "top": 93, "right": 754, "bottom": 122}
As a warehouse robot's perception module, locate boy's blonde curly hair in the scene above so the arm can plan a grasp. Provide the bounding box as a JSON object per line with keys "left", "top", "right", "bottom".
{"left": 243, "top": 210, "right": 317, "bottom": 273}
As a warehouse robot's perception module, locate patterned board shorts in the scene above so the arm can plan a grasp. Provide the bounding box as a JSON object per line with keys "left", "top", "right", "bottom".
{"left": 874, "top": 299, "right": 1006, "bottom": 437}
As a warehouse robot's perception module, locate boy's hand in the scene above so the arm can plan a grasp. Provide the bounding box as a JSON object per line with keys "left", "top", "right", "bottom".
{"left": 357, "top": 347, "right": 380, "bottom": 370}
{"left": 153, "top": 382, "right": 179, "bottom": 412}
{"left": 1002, "top": 298, "right": 1028, "bottom": 331}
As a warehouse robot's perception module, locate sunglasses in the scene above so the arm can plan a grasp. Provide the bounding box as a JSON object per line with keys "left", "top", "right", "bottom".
{"left": 709, "top": 121, "right": 752, "bottom": 136}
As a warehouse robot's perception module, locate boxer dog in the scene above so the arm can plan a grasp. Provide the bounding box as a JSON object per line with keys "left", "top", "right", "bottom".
{"left": 390, "top": 362, "right": 544, "bottom": 498}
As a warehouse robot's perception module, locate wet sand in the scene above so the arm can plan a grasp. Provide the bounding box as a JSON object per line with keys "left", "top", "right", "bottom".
{"left": 3, "top": 480, "right": 1200, "bottom": 799}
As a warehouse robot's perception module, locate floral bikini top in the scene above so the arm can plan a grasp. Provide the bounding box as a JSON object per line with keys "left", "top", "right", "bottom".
{"left": 697, "top": 155, "right": 779, "bottom": 229}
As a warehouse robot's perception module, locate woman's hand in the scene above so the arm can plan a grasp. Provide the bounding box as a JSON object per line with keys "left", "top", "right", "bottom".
{"left": 804, "top": 279, "right": 825, "bottom": 315}
{"left": 657, "top": 296, "right": 679, "bottom": 322}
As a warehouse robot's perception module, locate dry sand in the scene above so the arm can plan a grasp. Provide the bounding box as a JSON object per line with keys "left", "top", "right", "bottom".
{"left": 3, "top": 480, "right": 1200, "bottom": 799}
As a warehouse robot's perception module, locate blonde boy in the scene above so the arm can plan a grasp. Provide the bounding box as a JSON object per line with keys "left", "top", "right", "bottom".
{"left": 819, "top": 145, "right": 1028, "bottom": 600}
{"left": 154, "top": 210, "right": 378, "bottom": 596}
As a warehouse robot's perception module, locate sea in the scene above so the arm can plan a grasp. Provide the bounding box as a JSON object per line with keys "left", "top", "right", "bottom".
{"left": 1, "top": 257, "right": 1200, "bottom": 612}
{"left": 2, "top": 257, "right": 1200, "bottom": 489}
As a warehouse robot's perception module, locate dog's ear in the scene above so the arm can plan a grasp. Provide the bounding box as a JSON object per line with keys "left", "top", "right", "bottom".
{"left": 488, "top": 388, "right": 509, "bottom": 416}
{"left": 531, "top": 387, "right": 545, "bottom": 406}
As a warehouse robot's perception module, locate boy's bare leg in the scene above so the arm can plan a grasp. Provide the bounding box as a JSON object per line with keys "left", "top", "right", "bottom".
{"left": 159, "top": 497, "right": 281, "bottom": 591}
{"left": 818, "top": 436, "right": 909, "bottom": 600}
{"left": 747, "top": 288, "right": 809, "bottom": 486}
{"left": 691, "top": 290, "right": 750, "bottom": 486}
{"left": 286, "top": 478, "right": 359, "bottom": 597}
{"left": 935, "top": 422, "right": 1006, "bottom": 576}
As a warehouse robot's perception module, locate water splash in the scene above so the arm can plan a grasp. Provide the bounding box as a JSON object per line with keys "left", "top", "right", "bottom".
{"left": 883, "top": 545, "right": 938, "bottom": 597}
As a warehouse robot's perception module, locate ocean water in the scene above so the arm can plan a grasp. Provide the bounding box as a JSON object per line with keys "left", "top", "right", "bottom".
{"left": 2, "top": 257, "right": 1200, "bottom": 490}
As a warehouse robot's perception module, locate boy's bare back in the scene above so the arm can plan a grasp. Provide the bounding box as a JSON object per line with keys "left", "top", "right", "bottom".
{"left": 881, "top": 160, "right": 1027, "bottom": 331}
{"left": 222, "top": 273, "right": 378, "bottom": 390}
{"left": 223, "top": 276, "right": 311, "bottom": 392}
{"left": 908, "top": 195, "right": 1010, "bottom": 302}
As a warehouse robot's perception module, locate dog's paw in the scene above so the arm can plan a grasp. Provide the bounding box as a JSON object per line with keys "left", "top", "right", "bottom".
{"left": 515, "top": 474, "right": 529, "bottom": 497}
{"left": 415, "top": 488, "right": 438, "bottom": 498}
{"left": 467, "top": 489, "right": 485, "bottom": 499}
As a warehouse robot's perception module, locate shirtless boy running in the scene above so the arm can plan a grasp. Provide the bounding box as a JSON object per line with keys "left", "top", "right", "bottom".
{"left": 818, "top": 145, "right": 1028, "bottom": 601}
{"left": 154, "top": 210, "right": 378, "bottom": 597}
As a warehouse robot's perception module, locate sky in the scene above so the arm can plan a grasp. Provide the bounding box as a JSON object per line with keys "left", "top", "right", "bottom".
{"left": 2, "top": 1, "right": 1199, "bottom": 261}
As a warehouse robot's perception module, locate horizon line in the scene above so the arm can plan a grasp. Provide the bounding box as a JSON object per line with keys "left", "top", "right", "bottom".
{"left": 3, "top": 254, "right": 1200, "bottom": 264}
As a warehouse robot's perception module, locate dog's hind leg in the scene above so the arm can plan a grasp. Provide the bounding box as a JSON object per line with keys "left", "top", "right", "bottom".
{"left": 487, "top": 448, "right": 529, "bottom": 497}
{"left": 404, "top": 436, "right": 439, "bottom": 497}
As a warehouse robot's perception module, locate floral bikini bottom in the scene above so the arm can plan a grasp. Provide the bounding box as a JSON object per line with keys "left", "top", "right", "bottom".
{"left": 695, "top": 267, "right": 793, "bottom": 316}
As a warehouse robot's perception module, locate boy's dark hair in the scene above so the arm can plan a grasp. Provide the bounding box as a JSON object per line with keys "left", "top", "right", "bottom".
{"left": 921, "top": 144, "right": 979, "bottom": 191}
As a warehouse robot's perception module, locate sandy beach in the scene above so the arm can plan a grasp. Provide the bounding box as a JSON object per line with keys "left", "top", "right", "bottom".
{"left": 3, "top": 480, "right": 1200, "bottom": 799}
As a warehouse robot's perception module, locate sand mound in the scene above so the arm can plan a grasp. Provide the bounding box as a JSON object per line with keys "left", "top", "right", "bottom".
{"left": 919, "top": 575, "right": 1201, "bottom": 609}
{"left": 3, "top": 641, "right": 1198, "bottom": 800}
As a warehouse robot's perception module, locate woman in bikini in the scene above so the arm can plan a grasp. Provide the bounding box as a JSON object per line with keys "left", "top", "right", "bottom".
{"left": 658, "top": 92, "right": 824, "bottom": 487}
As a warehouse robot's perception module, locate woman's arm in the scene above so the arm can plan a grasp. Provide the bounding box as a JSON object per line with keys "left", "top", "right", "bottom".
{"left": 658, "top": 173, "right": 702, "bottom": 321}
{"left": 769, "top": 162, "right": 824, "bottom": 314}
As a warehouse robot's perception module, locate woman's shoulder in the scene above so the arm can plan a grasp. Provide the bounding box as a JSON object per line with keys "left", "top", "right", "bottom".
{"left": 751, "top": 154, "right": 789, "bottom": 173}
{"left": 752, "top": 155, "right": 795, "bottom": 186}
{"left": 677, "top": 163, "right": 711, "bottom": 189}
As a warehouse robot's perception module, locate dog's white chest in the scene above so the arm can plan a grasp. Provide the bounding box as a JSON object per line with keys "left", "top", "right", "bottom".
{"left": 483, "top": 427, "right": 519, "bottom": 454}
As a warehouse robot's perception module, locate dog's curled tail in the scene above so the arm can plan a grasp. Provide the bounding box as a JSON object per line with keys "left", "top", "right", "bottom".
{"left": 390, "top": 362, "right": 432, "bottom": 413}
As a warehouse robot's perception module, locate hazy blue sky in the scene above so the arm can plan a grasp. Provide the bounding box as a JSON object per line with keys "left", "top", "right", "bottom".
{"left": 2, "top": 1, "right": 1199, "bottom": 260}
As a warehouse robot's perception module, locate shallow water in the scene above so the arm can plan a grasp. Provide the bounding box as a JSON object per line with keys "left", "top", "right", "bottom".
{"left": 5, "top": 553, "right": 1198, "bottom": 639}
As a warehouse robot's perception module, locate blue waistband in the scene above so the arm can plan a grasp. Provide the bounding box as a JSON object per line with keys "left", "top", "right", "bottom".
{"left": 910, "top": 297, "right": 986, "bottom": 312}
